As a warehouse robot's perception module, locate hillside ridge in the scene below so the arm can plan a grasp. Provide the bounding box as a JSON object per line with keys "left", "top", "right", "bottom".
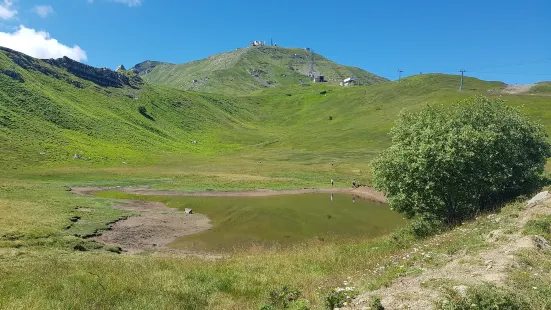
{"left": 0, "top": 46, "right": 142, "bottom": 89}
{"left": 133, "top": 46, "right": 389, "bottom": 95}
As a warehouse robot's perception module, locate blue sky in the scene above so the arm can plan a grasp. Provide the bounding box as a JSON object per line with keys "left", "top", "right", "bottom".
{"left": 0, "top": 0, "right": 550, "bottom": 83}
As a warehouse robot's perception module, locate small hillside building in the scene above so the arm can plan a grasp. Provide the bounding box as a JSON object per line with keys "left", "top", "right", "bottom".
{"left": 341, "top": 77, "right": 357, "bottom": 87}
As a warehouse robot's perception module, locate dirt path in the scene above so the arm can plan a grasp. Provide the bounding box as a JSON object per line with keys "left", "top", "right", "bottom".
{"left": 72, "top": 186, "right": 385, "bottom": 254}
{"left": 345, "top": 192, "right": 551, "bottom": 310}
{"left": 71, "top": 185, "right": 386, "bottom": 203}
{"left": 502, "top": 84, "right": 534, "bottom": 94}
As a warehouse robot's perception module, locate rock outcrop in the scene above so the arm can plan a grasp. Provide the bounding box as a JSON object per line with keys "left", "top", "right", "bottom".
{"left": 527, "top": 191, "right": 549, "bottom": 205}
{"left": 116, "top": 64, "right": 126, "bottom": 72}
{"left": 0, "top": 69, "right": 24, "bottom": 82}
{"left": 0, "top": 46, "right": 142, "bottom": 89}
{"left": 45, "top": 57, "right": 141, "bottom": 88}
{"left": 534, "top": 236, "right": 551, "bottom": 251}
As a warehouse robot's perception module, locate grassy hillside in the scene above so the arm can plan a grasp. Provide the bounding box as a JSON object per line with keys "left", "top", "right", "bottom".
{"left": 134, "top": 46, "right": 388, "bottom": 95}
{"left": 3, "top": 46, "right": 551, "bottom": 186}
{"left": 0, "top": 47, "right": 265, "bottom": 169}
{"left": 530, "top": 81, "right": 551, "bottom": 94}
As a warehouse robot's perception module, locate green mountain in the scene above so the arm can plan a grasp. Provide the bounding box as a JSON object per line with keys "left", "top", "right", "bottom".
{"left": 132, "top": 46, "right": 389, "bottom": 95}
{"left": 3, "top": 46, "right": 551, "bottom": 173}
{"left": 0, "top": 47, "right": 260, "bottom": 169}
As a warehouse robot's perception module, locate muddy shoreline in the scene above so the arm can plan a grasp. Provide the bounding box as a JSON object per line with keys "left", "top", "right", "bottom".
{"left": 72, "top": 186, "right": 386, "bottom": 203}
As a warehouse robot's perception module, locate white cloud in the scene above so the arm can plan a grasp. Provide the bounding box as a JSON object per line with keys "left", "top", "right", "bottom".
{"left": 0, "top": 0, "right": 17, "bottom": 20}
{"left": 87, "top": 0, "right": 93, "bottom": 3}
{"left": 33, "top": 5, "right": 53, "bottom": 18}
{"left": 111, "top": 0, "right": 142, "bottom": 7}
{"left": 0, "top": 25, "right": 87, "bottom": 61}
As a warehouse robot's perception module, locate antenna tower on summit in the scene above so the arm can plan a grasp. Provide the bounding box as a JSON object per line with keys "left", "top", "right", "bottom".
{"left": 308, "top": 49, "right": 316, "bottom": 78}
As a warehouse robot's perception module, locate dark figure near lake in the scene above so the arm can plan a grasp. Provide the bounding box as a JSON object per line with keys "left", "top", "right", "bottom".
{"left": 352, "top": 179, "right": 357, "bottom": 188}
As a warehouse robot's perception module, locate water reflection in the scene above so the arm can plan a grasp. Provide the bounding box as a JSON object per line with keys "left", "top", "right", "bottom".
{"left": 329, "top": 193, "right": 362, "bottom": 204}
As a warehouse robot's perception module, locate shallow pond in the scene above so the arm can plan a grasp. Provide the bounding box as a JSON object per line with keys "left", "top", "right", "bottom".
{"left": 98, "top": 192, "right": 406, "bottom": 252}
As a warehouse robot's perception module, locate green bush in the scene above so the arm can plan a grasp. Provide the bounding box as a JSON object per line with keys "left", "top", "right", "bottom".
{"left": 325, "top": 287, "right": 358, "bottom": 309}
{"left": 260, "top": 286, "right": 309, "bottom": 310}
{"left": 369, "top": 296, "right": 384, "bottom": 310}
{"left": 372, "top": 96, "right": 551, "bottom": 224}
{"left": 437, "top": 284, "right": 530, "bottom": 309}
{"left": 408, "top": 214, "right": 443, "bottom": 238}
{"left": 138, "top": 106, "right": 147, "bottom": 115}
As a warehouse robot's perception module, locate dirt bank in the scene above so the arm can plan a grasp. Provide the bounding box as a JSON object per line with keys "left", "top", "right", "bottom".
{"left": 344, "top": 193, "right": 551, "bottom": 310}
{"left": 71, "top": 185, "right": 386, "bottom": 203}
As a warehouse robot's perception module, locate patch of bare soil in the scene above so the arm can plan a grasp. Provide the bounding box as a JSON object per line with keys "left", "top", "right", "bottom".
{"left": 72, "top": 188, "right": 212, "bottom": 254}
{"left": 502, "top": 84, "right": 535, "bottom": 94}
{"left": 91, "top": 200, "right": 212, "bottom": 254}
{"left": 345, "top": 193, "right": 551, "bottom": 310}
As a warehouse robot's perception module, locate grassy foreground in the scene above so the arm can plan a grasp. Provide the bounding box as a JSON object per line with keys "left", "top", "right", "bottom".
{"left": 3, "top": 174, "right": 550, "bottom": 309}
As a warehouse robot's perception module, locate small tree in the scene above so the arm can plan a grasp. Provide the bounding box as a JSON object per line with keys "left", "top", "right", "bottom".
{"left": 372, "top": 96, "right": 550, "bottom": 224}
{"left": 138, "top": 106, "right": 147, "bottom": 115}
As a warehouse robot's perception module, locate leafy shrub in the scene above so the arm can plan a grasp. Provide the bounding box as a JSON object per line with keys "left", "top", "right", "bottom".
{"left": 325, "top": 287, "right": 358, "bottom": 309}
{"left": 373, "top": 96, "right": 551, "bottom": 224}
{"left": 408, "top": 214, "right": 443, "bottom": 238}
{"left": 437, "top": 284, "right": 529, "bottom": 309}
{"left": 369, "top": 296, "right": 384, "bottom": 310}
{"left": 138, "top": 105, "right": 154, "bottom": 120}
{"left": 260, "top": 286, "right": 309, "bottom": 310}
{"left": 138, "top": 106, "right": 147, "bottom": 115}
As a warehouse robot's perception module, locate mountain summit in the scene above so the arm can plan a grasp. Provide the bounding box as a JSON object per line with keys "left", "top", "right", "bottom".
{"left": 132, "top": 46, "right": 388, "bottom": 95}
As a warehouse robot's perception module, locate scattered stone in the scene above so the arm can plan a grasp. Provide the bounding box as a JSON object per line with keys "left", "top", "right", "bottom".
{"left": 534, "top": 236, "right": 551, "bottom": 251}
{"left": 40, "top": 152, "right": 46, "bottom": 156}
{"left": 486, "top": 264, "right": 493, "bottom": 270}
{"left": 527, "top": 191, "right": 549, "bottom": 205}
{"left": 73, "top": 153, "right": 83, "bottom": 159}
{"left": 184, "top": 208, "right": 193, "bottom": 214}
{"left": 68, "top": 80, "right": 83, "bottom": 88}
{"left": 122, "top": 162, "right": 127, "bottom": 165}
{"left": 453, "top": 285, "right": 468, "bottom": 298}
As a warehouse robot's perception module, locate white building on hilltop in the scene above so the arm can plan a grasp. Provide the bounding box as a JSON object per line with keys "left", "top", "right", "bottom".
{"left": 340, "top": 77, "right": 357, "bottom": 87}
